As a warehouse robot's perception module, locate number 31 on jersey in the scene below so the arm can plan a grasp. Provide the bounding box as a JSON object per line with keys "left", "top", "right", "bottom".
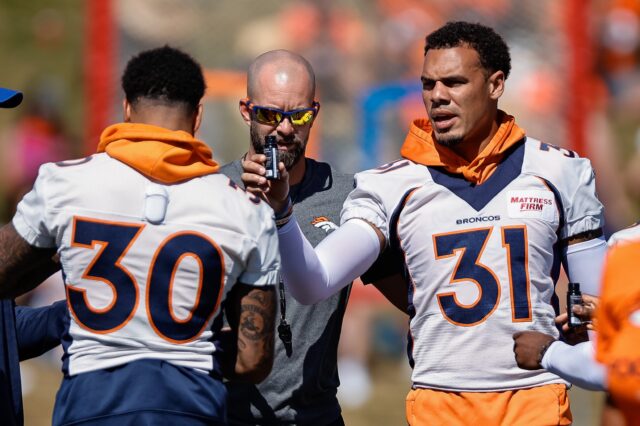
{"left": 433, "top": 226, "right": 531, "bottom": 326}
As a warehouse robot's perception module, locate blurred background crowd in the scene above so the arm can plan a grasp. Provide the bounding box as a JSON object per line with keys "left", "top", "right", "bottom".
{"left": 1, "top": 0, "right": 639, "bottom": 424}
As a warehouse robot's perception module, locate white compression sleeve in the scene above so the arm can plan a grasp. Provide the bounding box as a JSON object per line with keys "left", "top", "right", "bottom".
{"left": 277, "top": 217, "right": 381, "bottom": 305}
{"left": 564, "top": 236, "right": 607, "bottom": 296}
{"left": 541, "top": 341, "right": 606, "bottom": 391}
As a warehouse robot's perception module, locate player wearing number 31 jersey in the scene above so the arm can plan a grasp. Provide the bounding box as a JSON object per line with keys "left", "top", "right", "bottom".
{"left": 0, "top": 47, "right": 280, "bottom": 426}
{"left": 267, "top": 22, "right": 607, "bottom": 425}
{"left": 346, "top": 129, "right": 600, "bottom": 391}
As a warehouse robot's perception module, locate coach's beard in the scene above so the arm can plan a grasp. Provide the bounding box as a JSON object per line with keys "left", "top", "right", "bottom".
{"left": 250, "top": 125, "right": 305, "bottom": 171}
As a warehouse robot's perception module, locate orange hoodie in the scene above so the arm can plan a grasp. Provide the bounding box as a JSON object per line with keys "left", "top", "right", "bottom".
{"left": 97, "top": 123, "right": 219, "bottom": 184}
{"left": 399, "top": 111, "right": 525, "bottom": 184}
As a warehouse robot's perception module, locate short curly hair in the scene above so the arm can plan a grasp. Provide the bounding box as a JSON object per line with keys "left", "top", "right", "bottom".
{"left": 424, "top": 21, "right": 511, "bottom": 79}
{"left": 121, "top": 45, "right": 205, "bottom": 113}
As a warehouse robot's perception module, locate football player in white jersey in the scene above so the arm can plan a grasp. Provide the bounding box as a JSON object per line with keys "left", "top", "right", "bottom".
{"left": 0, "top": 46, "right": 279, "bottom": 426}
{"left": 242, "top": 22, "right": 608, "bottom": 425}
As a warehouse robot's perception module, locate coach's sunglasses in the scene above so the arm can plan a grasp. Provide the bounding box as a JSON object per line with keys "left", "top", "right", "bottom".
{"left": 241, "top": 98, "right": 320, "bottom": 127}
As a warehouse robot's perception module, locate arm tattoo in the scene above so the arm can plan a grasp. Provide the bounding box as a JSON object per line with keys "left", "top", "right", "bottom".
{"left": 237, "top": 286, "right": 276, "bottom": 374}
{"left": 246, "top": 289, "right": 268, "bottom": 305}
{"left": 240, "top": 304, "right": 268, "bottom": 340}
{"left": 223, "top": 283, "right": 276, "bottom": 380}
{"left": 239, "top": 288, "right": 275, "bottom": 341}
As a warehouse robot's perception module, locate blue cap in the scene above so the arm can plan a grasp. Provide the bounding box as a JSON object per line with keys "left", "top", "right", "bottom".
{"left": 0, "top": 88, "right": 23, "bottom": 108}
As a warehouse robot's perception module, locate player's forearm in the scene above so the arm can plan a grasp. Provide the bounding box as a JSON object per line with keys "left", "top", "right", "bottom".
{"left": 542, "top": 340, "right": 607, "bottom": 391}
{"left": 230, "top": 286, "right": 276, "bottom": 383}
{"left": 278, "top": 217, "right": 380, "bottom": 304}
{"left": 0, "top": 223, "right": 59, "bottom": 298}
{"left": 277, "top": 217, "right": 330, "bottom": 304}
{"left": 15, "top": 299, "right": 66, "bottom": 361}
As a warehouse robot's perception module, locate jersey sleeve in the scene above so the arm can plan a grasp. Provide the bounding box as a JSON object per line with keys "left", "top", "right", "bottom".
{"left": 340, "top": 171, "right": 391, "bottom": 240}
{"left": 237, "top": 211, "right": 280, "bottom": 287}
{"left": 560, "top": 157, "right": 604, "bottom": 240}
{"left": 12, "top": 164, "right": 57, "bottom": 248}
{"left": 341, "top": 161, "right": 422, "bottom": 243}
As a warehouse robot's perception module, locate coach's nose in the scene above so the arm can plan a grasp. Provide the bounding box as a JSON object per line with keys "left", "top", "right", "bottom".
{"left": 277, "top": 116, "right": 295, "bottom": 136}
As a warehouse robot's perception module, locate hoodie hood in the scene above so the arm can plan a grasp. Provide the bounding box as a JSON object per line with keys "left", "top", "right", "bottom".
{"left": 400, "top": 111, "right": 525, "bottom": 184}
{"left": 97, "top": 123, "right": 219, "bottom": 183}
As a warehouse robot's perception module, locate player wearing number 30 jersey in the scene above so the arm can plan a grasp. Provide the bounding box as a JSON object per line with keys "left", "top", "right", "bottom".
{"left": 15, "top": 138, "right": 278, "bottom": 377}
{"left": 0, "top": 47, "right": 280, "bottom": 426}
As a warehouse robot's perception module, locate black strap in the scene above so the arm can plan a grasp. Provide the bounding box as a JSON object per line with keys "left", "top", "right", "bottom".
{"left": 277, "top": 280, "right": 293, "bottom": 357}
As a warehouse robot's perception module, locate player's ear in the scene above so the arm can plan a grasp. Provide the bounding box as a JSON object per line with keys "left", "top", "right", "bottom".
{"left": 488, "top": 70, "right": 505, "bottom": 100}
{"left": 239, "top": 99, "right": 252, "bottom": 127}
{"left": 193, "top": 103, "right": 203, "bottom": 134}
{"left": 123, "top": 99, "right": 132, "bottom": 122}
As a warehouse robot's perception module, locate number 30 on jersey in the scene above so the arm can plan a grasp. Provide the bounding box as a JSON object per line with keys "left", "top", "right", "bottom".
{"left": 68, "top": 217, "right": 224, "bottom": 343}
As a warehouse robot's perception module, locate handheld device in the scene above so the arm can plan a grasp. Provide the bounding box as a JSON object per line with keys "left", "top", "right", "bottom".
{"left": 264, "top": 135, "right": 279, "bottom": 180}
{"left": 567, "top": 282, "right": 583, "bottom": 328}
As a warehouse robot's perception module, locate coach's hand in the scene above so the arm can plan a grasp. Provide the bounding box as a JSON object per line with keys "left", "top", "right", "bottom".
{"left": 513, "top": 331, "right": 556, "bottom": 370}
{"left": 241, "top": 153, "right": 290, "bottom": 213}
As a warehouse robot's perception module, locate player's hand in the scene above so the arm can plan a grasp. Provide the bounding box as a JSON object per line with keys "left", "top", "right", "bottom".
{"left": 513, "top": 331, "right": 556, "bottom": 370}
{"left": 555, "top": 294, "right": 599, "bottom": 333}
{"left": 241, "top": 153, "right": 290, "bottom": 213}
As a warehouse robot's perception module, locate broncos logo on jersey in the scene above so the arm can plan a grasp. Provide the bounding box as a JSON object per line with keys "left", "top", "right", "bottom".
{"left": 311, "top": 216, "right": 338, "bottom": 234}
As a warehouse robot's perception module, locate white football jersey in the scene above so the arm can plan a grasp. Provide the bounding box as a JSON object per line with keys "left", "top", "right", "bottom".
{"left": 13, "top": 153, "right": 280, "bottom": 376}
{"left": 342, "top": 139, "right": 604, "bottom": 391}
